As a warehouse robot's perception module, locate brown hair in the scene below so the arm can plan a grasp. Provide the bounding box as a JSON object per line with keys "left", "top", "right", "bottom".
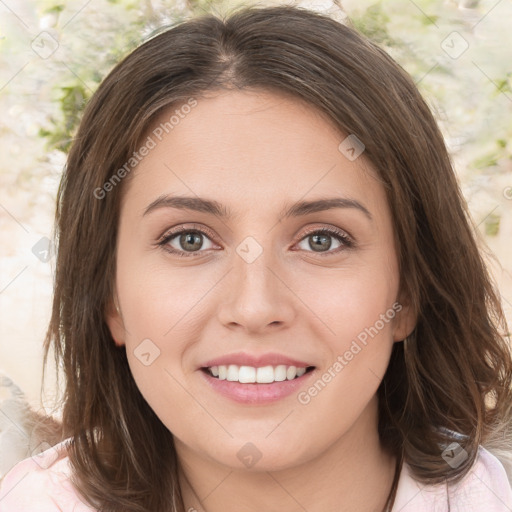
{"left": 44, "top": 4, "right": 512, "bottom": 511}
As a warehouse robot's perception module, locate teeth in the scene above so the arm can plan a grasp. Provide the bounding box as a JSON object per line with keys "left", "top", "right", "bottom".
{"left": 256, "top": 366, "right": 274, "bottom": 383}
{"left": 227, "top": 364, "right": 240, "bottom": 381}
{"left": 274, "top": 365, "right": 287, "bottom": 382}
{"left": 208, "top": 364, "right": 309, "bottom": 383}
{"left": 286, "top": 365, "right": 297, "bottom": 380}
{"left": 239, "top": 366, "right": 256, "bottom": 383}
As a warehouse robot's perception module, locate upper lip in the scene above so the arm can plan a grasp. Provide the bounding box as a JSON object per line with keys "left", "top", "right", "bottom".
{"left": 199, "top": 352, "right": 315, "bottom": 369}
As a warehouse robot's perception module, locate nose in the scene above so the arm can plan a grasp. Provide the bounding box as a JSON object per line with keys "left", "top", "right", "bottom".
{"left": 217, "top": 240, "right": 296, "bottom": 335}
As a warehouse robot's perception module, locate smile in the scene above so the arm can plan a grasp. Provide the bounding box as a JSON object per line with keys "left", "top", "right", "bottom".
{"left": 199, "top": 364, "right": 317, "bottom": 404}
{"left": 203, "top": 364, "right": 315, "bottom": 383}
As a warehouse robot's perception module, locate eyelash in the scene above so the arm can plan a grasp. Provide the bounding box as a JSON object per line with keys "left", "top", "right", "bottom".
{"left": 157, "top": 224, "right": 354, "bottom": 258}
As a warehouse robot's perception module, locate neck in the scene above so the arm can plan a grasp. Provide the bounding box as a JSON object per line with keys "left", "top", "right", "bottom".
{"left": 176, "top": 396, "right": 398, "bottom": 512}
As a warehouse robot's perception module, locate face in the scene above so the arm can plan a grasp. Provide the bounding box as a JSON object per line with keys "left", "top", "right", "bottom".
{"left": 106, "top": 89, "right": 415, "bottom": 472}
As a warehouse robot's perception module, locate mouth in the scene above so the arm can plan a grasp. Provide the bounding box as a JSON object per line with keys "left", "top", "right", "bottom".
{"left": 201, "top": 364, "right": 316, "bottom": 384}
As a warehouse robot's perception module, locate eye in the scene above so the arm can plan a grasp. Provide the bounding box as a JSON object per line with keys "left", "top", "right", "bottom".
{"left": 157, "top": 224, "right": 354, "bottom": 258}
{"left": 295, "top": 226, "right": 354, "bottom": 256}
{"left": 157, "top": 224, "right": 218, "bottom": 257}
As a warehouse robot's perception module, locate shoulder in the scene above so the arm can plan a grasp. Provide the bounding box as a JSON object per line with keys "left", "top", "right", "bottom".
{"left": 393, "top": 445, "right": 512, "bottom": 511}
{"left": 0, "top": 438, "right": 96, "bottom": 512}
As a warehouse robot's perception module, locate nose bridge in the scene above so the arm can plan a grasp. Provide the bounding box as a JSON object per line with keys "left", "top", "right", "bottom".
{"left": 218, "top": 234, "right": 294, "bottom": 331}
{"left": 234, "top": 234, "right": 279, "bottom": 301}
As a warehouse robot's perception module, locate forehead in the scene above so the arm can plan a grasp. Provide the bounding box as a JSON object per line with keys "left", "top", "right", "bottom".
{"left": 122, "top": 89, "right": 387, "bottom": 222}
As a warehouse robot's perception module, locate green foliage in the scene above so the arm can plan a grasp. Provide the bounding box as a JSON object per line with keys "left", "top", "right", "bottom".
{"left": 485, "top": 212, "right": 501, "bottom": 237}
{"left": 39, "top": 84, "right": 89, "bottom": 152}
{"left": 46, "top": 4, "right": 64, "bottom": 14}
{"left": 36, "top": 1, "right": 152, "bottom": 152}
{"left": 351, "top": 3, "right": 395, "bottom": 46}
{"left": 494, "top": 73, "right": 512, "bottom": 96}
{"left": 420, "top": 14, "right": 439, "bottom": 27}
{"left": 35, "top": 0, "right": 512, "bottom": 191}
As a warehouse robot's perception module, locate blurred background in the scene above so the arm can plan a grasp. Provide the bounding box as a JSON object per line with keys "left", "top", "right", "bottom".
{"left": 1, "top": 0, "right": 511, "bottom": 414}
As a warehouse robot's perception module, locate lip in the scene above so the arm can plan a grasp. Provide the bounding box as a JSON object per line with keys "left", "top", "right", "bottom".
{"left": 199, "top": 351, "right": 314, "bottom": 370}
{"left": 198, "top": 366, "right": 317, "bottom": 404}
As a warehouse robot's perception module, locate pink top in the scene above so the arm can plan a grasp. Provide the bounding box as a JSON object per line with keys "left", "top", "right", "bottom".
{"left": 1, "top": 439, "right": 511, "bottom": 511}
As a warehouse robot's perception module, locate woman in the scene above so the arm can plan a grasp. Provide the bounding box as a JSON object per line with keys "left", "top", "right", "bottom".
{"left": 1, "top": 5, "right": 511, "bottom": 511}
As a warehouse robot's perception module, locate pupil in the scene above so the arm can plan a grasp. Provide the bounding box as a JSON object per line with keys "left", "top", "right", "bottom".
{"left": 181, "top": 232, "right": 202, "bottom": 251}
{"left": 310, "top": 234, "right": 331, "bottom": 252}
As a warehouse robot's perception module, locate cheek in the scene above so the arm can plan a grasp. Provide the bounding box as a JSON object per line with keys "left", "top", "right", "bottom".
{"left": 303, "top": 261, "right": 399, "bottom": 345}
{"left": 294, "top": 276, "right": 398, "bottom": 429}
{"left": 337, "top": 282, "right": 397, "bottom": 350}
{"left": 126, "top": 353, "right": 209, "bottom": 445}
{"left": 116, "top": 255, "right": 219, "bottom": 412}
{"left": 117, "top": 245, "right": 217, "bottom": 342}
{"left": 300, "top": 256, "right": 399, "bottom": 396}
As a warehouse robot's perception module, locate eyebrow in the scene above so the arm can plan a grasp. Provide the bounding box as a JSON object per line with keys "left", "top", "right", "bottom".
{"left": 143, "top": 195, "right": 373, "bottom": 221}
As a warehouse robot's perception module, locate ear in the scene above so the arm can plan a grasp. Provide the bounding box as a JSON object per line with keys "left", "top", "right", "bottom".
{"left": 105, "top": 292, "right": 126, "bottom": 347}
{"left": 391, "top": 293, "right": 418, "bottom": 342}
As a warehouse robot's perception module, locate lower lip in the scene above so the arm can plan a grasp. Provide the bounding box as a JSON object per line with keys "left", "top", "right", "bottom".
{"left": 198, "top": 369, "right": 316, "bottom": 404}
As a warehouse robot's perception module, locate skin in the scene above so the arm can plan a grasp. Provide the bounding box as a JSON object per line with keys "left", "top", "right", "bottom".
{"left": 106, "top": 89, "right": 416, "bottom": 512}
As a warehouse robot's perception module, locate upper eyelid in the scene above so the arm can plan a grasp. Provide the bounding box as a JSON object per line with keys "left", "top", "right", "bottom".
{"left": 157, "top": 223, "right": 216, "bottom": 243}
{"left": 158, "top": 223, "right": 353, "bottom": 249}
